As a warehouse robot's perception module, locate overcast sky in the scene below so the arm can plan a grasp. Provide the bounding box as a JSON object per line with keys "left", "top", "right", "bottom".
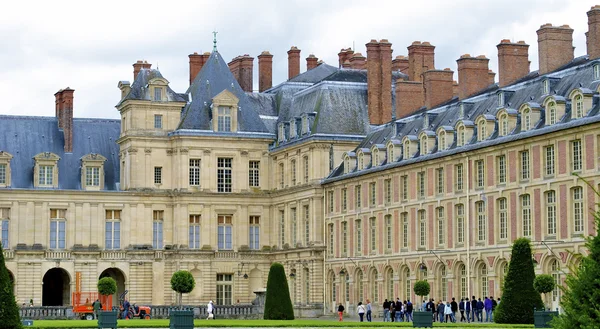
{"left": 1, "top": 0, "right": 598, "bottom": 119}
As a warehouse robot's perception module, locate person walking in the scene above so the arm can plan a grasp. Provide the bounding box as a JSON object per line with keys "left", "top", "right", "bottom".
{"left": 465, "top": 297, "right": 471, "bottom": 323}
{"left": 389, "top": 300, "right": 396, "bottom": 322}
{"left": 484, "top": 297, "right": 493, "bottom": 322}
{"left": 476, "top": 298, "right": 484, "bottom": 322}
{"left": 450, "top": 297, "right": 458, "bottom": 323}
{"left": 437, "top": 300, "right": 445, "bottom": 323}
{"left": 471, "top": 296, "right": 477, "bottom": 322}
{"left": 122, "top": 299, "right": 130, "bottom": 320}
{"left": 459, "top": 298, "right": 466, "bottom": 322}
{"left": 382, "top": 299, "right": 390, "bottom": 322}
{"left": 444, "top": 301, "right": 453, "bottom": 323}
{"left": 405, "top": 299, "right": 413, "bottom": 322}
{"left": 357, "top": 302, "right": 366, "bottom": 322}
{"left": 366, "top": 299, "right": 372, "bottom": 322}
{"left": 92, "top": 299, "right": 102, "bottom": 320}
{"left": 395, "top": 298, "right": 402, "bottom": 322}
{"left": 337, "top": 303, "right": 345, "bottom": 321}
{"left": 207, "top": 300, "right": 215, "bottom": 319}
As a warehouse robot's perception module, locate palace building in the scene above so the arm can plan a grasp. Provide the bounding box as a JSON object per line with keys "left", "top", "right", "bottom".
{"left": 2, "top": 5, "right": 600, "bottom": 317}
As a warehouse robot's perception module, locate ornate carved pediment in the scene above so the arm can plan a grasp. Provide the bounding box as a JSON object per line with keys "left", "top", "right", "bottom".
{"left": 80, "top": 153, "right": 107, "bottom": 162}
{"left": 212, "top": 89, "right": 239, "bottom": 106}
{"left": 33, "top": 152, "right": 60, "bottom": 161}
{"left": 0, "top": 151, "right": 13, "bottom": 160}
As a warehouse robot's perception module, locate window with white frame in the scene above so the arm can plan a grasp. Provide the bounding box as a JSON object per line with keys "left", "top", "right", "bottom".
{"left": 373, "top": 149, "right": 379, "bottom": 166}
{"left": 458, "top": 125, "right": 466, "bottom": 146}
{"left": 573, "top": 187, "right": 584, "bottom": 233}
{"left": 291, "top": 159, "right": 297, "bottom": 185}
{"left": 520, "top": 151, "right": 530, "bottom": 180}
{"left": 498, "top": 198, "right": 507, "bottom": 240}
{"left": 460, "top": 265, "right": 467, "bottom": 299}
{"left": 0, "top": 163, "right": 6, "bottom": 186}
{"left": 217, "top": 106, "right": 232, "bottom": 132}
{"left": 477, "top": 119, "right": 486, "bottom": 141}
{"left": 49, "top": 209, "right": 66, "bottom": 249}
{"left": 304, "top": 268, "right": 310, "bottom": 303}
{"left": 341, "top": 221, "right": 347, "bottom": 255}
{"left": 370, "top": 217, "right": 376, "bottom": 252}
{"left": 522, "top": 108, "right": 531, "bottom": 131}
{"left": 419, "top": 210, "right": 426, "bottom": 248}
{"left": 573, "top": 95, "right": 584, "bottom": 119}
{"left": 154, "top": 114, "right": 163, "bottom": 129}
{"left": 546, "top": 191, "right": 556, "bottom": 236}
{"left": 278, "top": 163, "right": 284, "bottom": 189}
{"left": 385, "top": 214, "right": 392, "bottom": 251}
{"left": 386, "top": 270, "right": 393, "bottom": 300}
{"left": 39, "top": 165, "right": 54, "bottom": 186}
{"left": 355, "top": 219, "right": 362, "bottom": 253}
{"left": 328, "top": 224, "right": 334, "bottom": 255}
{"left": 456, "top": 204, "right": 464, "bottom": 244}
{"left": 437, "top": 207, "right": 445, "bottom": 245}
{"left": 551, "top": 260, "right": 560, "bottom": 302}
{"left": 355, "top": 185, "right": 362, "bottom": 208}
{"left": 370, "top": 182, "right": 376, "bottom": 207}
{"left": 498, "top": 92, "right": 504, "bottom": 107}
{"left": 402, "top": 212, "right": 409, "bottom": 248}
{"left": 342, "top": 188, "right": 347, "bottom": 211}
{"left": 216, "top": 274, "right": 233, "bottom": 305}
{"left": 328, "top": 191, "right": 334, "bottom": 213}
{"left": 279, "top": 210, "right": 285, "bottom": 247}
{"left": 404, "top": 269, "right": 411, "bottom": 301}
{"left": 455, "top": 164, "right": 464, "bottom": 192}
{"left": 476, "top": 160, "right": 484, "bottom": 188}
{"left": 1, "top": 208, "right": 10, "bottom": 249}
{"left": 358, "top": 153, "right": 364, "bottom": 170}
{"left": 439, "top": 131, "right": 446, "bottom": 151}
{"left": 547, "top": 101, "right": 557, "bottom": 125}
{"left": 595, "top": 64, "right": 600, "bottom": 80}
{"left": 497, "top": 155, "right": 506, "bottom": 184}
{"left": 154, "top": 87, "right": 163, "bottom": 101}
{"left": 189, "top": 159, "right": 201, "bottom": 186}
{"left": 420, "top": 135, "right": 428, "bottom": 154}
{"left": 403, "top": 140, "right": 411, "bottom": 159}
{"left": 105, "top": 210, "right": 121, "bottom": 250}
{"left": 218, "top": 215, "right": 233, "bottom": 250}
{"left": 476, "top": 201, "right": 486, "bottom": 242}
{"left": 543, "top": 79, "right": 550, "bottom": 94}
{"left": 522, "top": 194, "right": 531, "bottom": 237}
{"left": 291, "top": 207, "right": 297, "bottom": 247}
{"left": 401, "top": 175, "right": 408, "bottom": 201}
{"left": 357, "top": 270, "right": 364, "bottom": 303}
{"left": 436, "top": 168, "right": 444, "bottom": 195}
{"left": 384, "top": 179, "right": 391, "bottom": 204}
{"left": 303, "top": 156, "right": 309, "bottom": 183}
{"left": 303, "top": 205, "right": 309, "bottom": 246}
{"left": 418, "top": 171, "right": 426, "bottom": 198}
{"left": 545, "top": 145, "right": 555, "bottom": 176}
{"left": 153, "top": 210, "right": 164, "bottom": 249}
{"left": 500, "top": 114, "right": 509, "bottom": 136}
{"left": 571, "top": 140, "right": 582, "bottom": 172}
{"left": 440, "top": 266, "right": 447, "bottom": 301}
{"left": 387, "top": 144, "right": 394, "bottom": 162}
{"left": 34, "top": 152, "right": 59, "bottom": 188}
{"left": 249, "top": 161, "right": 260, "bottom": 187}
{"left": 217, "top": 158, "right": 232, "bottom": 192}
{"left": 84, "top": 166, "right": 100, "bottom": 187}
{"left": 480, "top": 265, "right": 488, "bottom": 297}
{"left": 154, "top": 166, "right": 162, "bottom": 185}
{"left": 345, "top": 273, "right": 350, "bottom": 302}
{"left": 189, "top": 214, "right": 201, "bottom": 249}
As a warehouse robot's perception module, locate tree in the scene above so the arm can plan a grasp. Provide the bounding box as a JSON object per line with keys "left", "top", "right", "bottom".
{"left": 533, "top": 274, "right": 555, "bottom": 309}
{"left": 170, "top": 271, "right": 195, "bottom": 309}
{"left": 494, "top": 238, "right": 543, "bottom": 324}
{"left": 552, "top": 190, "right": 600, "bottom": 329}
{"left": 413, "top": 280, "right": 430, "bottom": 303}
{"left": 0, "top": 242, "right": 22, "bottom": 329}
{"left": 97, "top": 277, "right": 117, "bottom": 296}
{"left": 264, "top": 263, "right": 294, "bottom": 320}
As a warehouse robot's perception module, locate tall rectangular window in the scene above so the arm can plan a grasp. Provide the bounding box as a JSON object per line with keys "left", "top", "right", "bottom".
{"left": 572, "top": 140, "right": 582, "bottom": 172}
{"left": 303, "top": 156, "right": 309, "bottom": 183}
{"left": 291, "top": 208, "right": 297, "bottom": 247}
{"left": 189, "top": 215, "right": 201, "bottom": 249}
{"left": 189, "top": 159, "right": 201, "bottom": 186}
{"left": 455, "top": 164, "right": 464, "bottom": 192}
{"left": 248, "top": 161, "right": 260, "bottom": 187}
{"left": 497, "top": 155, "right": 506, "bottom": 184}
{"left": 303, "top": 205, "right": 310, "bottom": 246}
{"left": 342, "top": 221, "right": 348, "bottom": 255}
{"left": 419, "top": 210, "right": 426, "bottom": 247}
{"left": 279, "top": 210, "right": 285, "bottom": 247}
{"left": 328, "top": 224, "right": 334, "bottom": 255}
{"left": 476, "top": 160, "right": 484, "bottom": 188}
{"left": 291, "top": 160, "right": 297, "bottom": 186}
{"left": 0, "top": 164, "right": 5, "bottom": 185}
{"left": 456, "top": 204, "right": 464, "bottom": 244}
{"left": 520, "top": 151, "right": 530, "bottom": 180}
{"left": 401, "top": 175, "right": 408, "bottom": 201}
{"left": 328, "top": 191, "right": 334, "bottom": 213}
{"left": 39, "top": 165, "right": 53, "bottom": 186}
{"left": 385, "top": 214, "right": 392, "bottom": 251}
{"left": 1, "top": 208, "right": 10, "bottom": 249}
{"left": 154, "top": 167, "right": 162, "bottom": 185}
{"left": 498, "top": 198, "right": 507, "bottom": 240}
{"left": 105, "top": 210, "right": 121, "bottom": 250}
{"left": 86, "top": 167, "right": 100, "bottom": 187}
{"left": 417, "top": 171, "right": 425, "bottom": 198}
{"left": 573, "top": 187, "right": 584, "bottom": 233}
{"left": 154, "top": 87, "right": 162, "bottom": 101}
{"left": 153, "top": 210, "right": 164, "bottom": 249}
{"left": 370, "top": 182, "right": 376, "bottom": 207}
{"left": 355, "top": 185, "right": 362, "bottom": 208}
{"left": 154, "top": 114, "right": 163, "bottom": 129}
{"left": 249, "top": 216, "right": 260, "bottom": 250}
{"left": 477, "top": 201, "right": 486, "bottom": 241}
{"left": 437, "top": 207, "right": 445, "bottom": 245}
{"left": 402, "top": 212, "right": 409, "bottom": 248}
{"left": 49, "top": 209, "right": 66, "bottom": 249}
{"left": 546, "top": 191, "right": 556, "bottom": 236}
{"left": 545, "top": 145, "right": 555, "bottom": 176}
{"left": 217, "top": 158, "right": 232, "bottom": 193}
{"left": 216, "top": 274, "right": 233, "bottom": 305}
{"left": 217, "top": 106, "right": 232, "bottom": 132}
{"left": 384, "top": 179, "right": 392, "bottom": 204}
{"left": 342, "top": 188, "right": 347, "bottom": 211}
{"left": 355, "top": 219, "right": 362, "bottom": 253}
{"left": 278, "top": 163, "right": 284, "bottom": 189}
{"left": 370, "top": 217, "right": 376, "bottom": 252}
{"left": 436, "top": 168, "right": 444, "bottom": 195}
{"left": 522, "top": 195, "right": 531, "bottom": 237}
{"left": 217, "top": 215, "right": 233, "bottom": 250}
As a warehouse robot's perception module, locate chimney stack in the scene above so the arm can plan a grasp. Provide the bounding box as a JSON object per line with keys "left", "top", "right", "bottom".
{"left": 456, "top": 54, "right": 491, "bottom": 99}
{"left": 349, "top": 53, "right": 366, "bottom": 69}
{"left": 55, "top": 88, "right": 75, "bottom": 153}
{"left": 379, "top": 39, "right": 393, "bottom": 123}
{"left": 497, "top": 39, "right": 530, "bottom": 87}
{"left": 366, "top": 39, "right": 393, "bottom": 125}
{"left": 407, "top": 41, "right": 435, "bottom": 82}
{"left": 537, "top": 24, "right": 574, "bottom": 75}
{"left": 228, "top": 55, "right": 254, "bottom": 92}
{"left": 395, "top": 80, "right": 424, "bottom": 119}
{"left": 338, "top": 48, "right": 354, "bottom": 68}
{"left": 287, "top": 46, "right": 301, "bottom": 79}
{"left": 342, "top": 60, "right": 351, "bottom": 69}
{"left": 392, "top": 56, "right": 409, "bottom": 74}
{"left": 133, "top": 60, "right": 151, "bottom": 81}
{"left": 306, "top": 54, "right": 319, "bottom": 71}
{"left": 55, "top": 89, "right": 64, "bottom": 128}
{"left": 587, "top": 6, "right": 600, "bottom": 60}
{"left": 189, "top": 52, "right": 210, "bottom": 85}
{"left": 423, "top": 68, "right": 454, "bottom": 109}
{"left": 258, "top": 51, "right": 273, "bottom": 92}
{"left": 488, "top": 70, "right": 496, "bottom": 85}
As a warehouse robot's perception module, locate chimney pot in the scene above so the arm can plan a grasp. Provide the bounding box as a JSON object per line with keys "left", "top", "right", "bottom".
{"left": 457, "top": 55, "right": 491, "bottom": 99}
{"left": 367, "top": 39, "right": 392, "bottom": 124}
{"left": 407, "top": 41, "right": 435, "bottom": 81}
{"left": 497, "top": 39, "right": 530, "bottom": 87}
{"left": 258, "top": 50, "right": 273, "bottom": 92}
{"left": 537, "top": 23, "right": 574, "bottom": 74}
{"left": 57, "top": 88, "right": 75, "bottom": 153}
{"left": 287, "top": 46, "right": 301, "bottom": 79}
{"left": 306, "top": 54, "right": 319, "bottom": 71}
{"left": 587, "top": 5, "right": 600, "bottom": 60}
{"left": 423, "top": 69, "right": 454, "bottom": 109}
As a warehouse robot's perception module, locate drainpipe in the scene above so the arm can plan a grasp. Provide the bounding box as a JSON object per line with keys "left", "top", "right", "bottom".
{"left": 465, "top": 156, "right": 471, "bottom": 299}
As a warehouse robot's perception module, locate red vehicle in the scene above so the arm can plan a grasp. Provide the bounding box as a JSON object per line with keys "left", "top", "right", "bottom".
{"left": 72, "top": 292, "right": 112, "bottom": 320}
{"left": 123, "top": 304, "right": 151, "bottom": 319}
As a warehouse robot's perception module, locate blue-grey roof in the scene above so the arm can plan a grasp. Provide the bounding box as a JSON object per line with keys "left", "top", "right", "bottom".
{"left": 288, "top": 64, "right": 339, "bottom": 83}
{"left": 179, "top": 51, "right": 269, "bottom": 133}
{"left": 0, "top": 116, "right": 121, "bottom": 190}
{"left": 117, "top": 68, "right": 186, "bottom": 106}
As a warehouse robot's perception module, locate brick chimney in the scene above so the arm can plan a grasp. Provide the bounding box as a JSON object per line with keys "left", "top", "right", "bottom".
{"left": 338, "top": 48, "right": 354, "bottom": 68}
{"left": 287, "top": 46, "right": 301, "bottom": 79}
{"left": 452, "top": 80, "right": 459, "bottom": 98}
{"left": 497, "top": 39, "right": 530, "bottom": 87}
{"left": 258, "top": 51, "right": 273, "bottom": 92}
{"left": 366, "top": 39, "right": 393, "bottom": 125}
{"left": 59, "top": 88, "right": 75, "bottom": 153}
{"left": 189, "top": 52, "right": 210, "bottom": 85}
{"left": 392, "top": 56, "right": 409, "bottom": 74}
{"left": 379, "top": 39, "right": 393, "bottom": 123}
{"left": 395, "top": 80, "right": 424, "bottom": 119}
{"left": 456, "top": 54, "right": 491, "bottom": 99}
{"left": 587, "top": 6, "right": 600, "bottom": 60}
{"left": 228, "top": 55, "right": 254, "bottom": 92}
{"left": 133, "top": 60, "right": 151, "bottom": 81}
{"left": 537, "top": 24, "right": 574, "bottom": 75}
{"left": 306, "top": 54, "right": 319, "bottom": 71}
{"left": 349, "top": 53, "right": 366, "bottom": 69}
{"left": 55, "top": 89, "right": 64, "bottom": 129}
{"left": 407, "top": 41, "right": 435, "bottom": 82}
{"left": 342, "top": 60, "right": 351, "bottom": 69}
{"left": 488, "top": 70, "right": 496, "bottom": 85}
{"left": 423, "top": 68, "right": 454, "bottom": 109}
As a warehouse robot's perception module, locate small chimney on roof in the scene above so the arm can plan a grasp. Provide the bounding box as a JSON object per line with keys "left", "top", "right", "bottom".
{"left": 228, "top": 55, "right": 254, "bottom": 92}
{"left": 587, "top": 6, "right": 600, "bottom": 60}
{"left": 189, "top": 52, "right": 210, "bottom": 85}
{"left": 392, "top": 55, "right": 409, "bottom": 74}
{"left": 55, "top": 88, "right": 75, "bottom": 153}
{"left": 497, "top": 39, "right": 530, "bottom": 87}
{"left": 423, "top": 68, "right": 454, "bottom": 109}
{"left": 258, "top": 51, "right": 273, "bottom": 92}
{"left": 287, "top": 46, "right": 301, "bottom": 79}
{"left": 338, "top": 48, "right": 354, "bottom": 68}
{"left": 537, "top": 24, "right": 574, "bottom": 75}
{"left": 133, "top": 60, "right": 151, "bottom": 81}
{"left": 456, "top": 54, "right": 491, "bottom": 99}
{"left": 306, "top": 54, "right": 319, "bottom": 71}
{"left": 407, "top": 41, "right": 435, "bottom": 82}
{"left": 349, "top": 53, "right": 366, "bottom": 69}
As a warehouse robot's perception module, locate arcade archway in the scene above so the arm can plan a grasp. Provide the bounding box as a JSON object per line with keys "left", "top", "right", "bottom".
{"left": 99, "top": 268, "right": 126, "bottom": 306}
{"left": 42, "top": 268, "right": 71, "bottom": 306}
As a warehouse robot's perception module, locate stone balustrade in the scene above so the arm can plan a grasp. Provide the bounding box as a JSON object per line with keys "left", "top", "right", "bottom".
{"left": 44, "top": 250, "right": 71, "bottom": 260}
{"left": 100, "top": 250, "right": 126, "bottom": 260}
{"left": 3, "top": 249, "right": 14, "bottom": 259}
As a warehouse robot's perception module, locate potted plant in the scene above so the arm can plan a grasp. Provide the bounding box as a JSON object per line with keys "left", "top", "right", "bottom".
{"left": 97, "top": 277, "right": 118, "bottom": 329}
{"left": 412, "top": 280, "right": 432, "bottom": 328}
{"left": 533, "top": 274, "right": 558, "bottom": 328}
{"left": 169, "top": 271, "right": 195, "bottom": 329}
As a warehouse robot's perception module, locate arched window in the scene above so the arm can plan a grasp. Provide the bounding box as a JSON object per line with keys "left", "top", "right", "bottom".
{"left": 547, "top": 101, "right": 557, "bottom": 124}
{"left": 358, "top": 153, "right": 364, "bottom": 170}
{"left": 344, "top": 156, "right": 350, "bottom": 174}
{"left": 574, "top": 95, "right": 584, "bottom": 119}
{"left": 372, "top": 149, "right": 379, "bottom": 166}
{"left": 370, "top": 269, "right": 378, "bottom": 303}
{"left": 573, "top": 187, "right": 584, "bottom": 233}
{"left": 459, "top": 264, "right": 467, "bottom": 298}
{"left": 387, "top": 145, "right": 394, "bottom": 163}
{"left": 551, "top": 260, "right": 560, "bottom": 303}
{"left": 386, "top": 269, "right": 394, "bottom": 300}
{"left": 480, "top": 265, "right": 488, "bottom": 297}
{"left": 345, "top": 273, "right": 350, "bottom": 302}
{"left": 439, "top": 131, "right": 446, "bottom": 151}
{"left": 500, "top": 114, "right": 508, "bottom": 136}
{"left": 330, "top": 273, "right": 336, "bottom": 305}
{"left": 522, "top": 194, "right": 531, "bottom": 236}
{"left": 404, "top": 141, "right": 411, "bottom": 159}
{"left": 440, "top": 266, "right": 447, "bottom": 301}
{"left": 522, "top": 108, "right": 531, "bottom": 131}
{"left": 356, "top": 270, "right": 364, "bottom": 304}
{"left": 404, "top": 269, "right": 411, "bottom": 300}
{"left": 421, "top": 135, "right": 428, "bottom": 154}
{"left": 477, "top": 119, "right": 486, "bottom": 141}
{"left": 457, "top": 126, "right": 466, "bottom": 146}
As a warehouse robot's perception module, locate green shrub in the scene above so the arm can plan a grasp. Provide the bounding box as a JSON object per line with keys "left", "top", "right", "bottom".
{"left": 97, "top": 277, "right": 117, "bottom": 296}
{"left": 264, "top": 263, "right": 294, "bottom": 320}
{"left": 413, "top": 280, "right": 430, "bottom": 301}
{"left": 170, "top": 271, "right": 195, "bottom": 307}
{"left": 494, "top": 238, "right": 543, "bottom": 324}
{"left": 0, "top": 242, "right": 22, "bottom": 329}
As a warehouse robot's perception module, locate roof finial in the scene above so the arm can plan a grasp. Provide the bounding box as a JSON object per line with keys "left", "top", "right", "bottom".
{"left": 213, "top": 30, "right": 218, "bottom": 52}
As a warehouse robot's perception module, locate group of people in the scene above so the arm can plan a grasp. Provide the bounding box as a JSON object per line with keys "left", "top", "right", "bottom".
{"left": 337, "top": 295, "right": 500, "bottom": 323}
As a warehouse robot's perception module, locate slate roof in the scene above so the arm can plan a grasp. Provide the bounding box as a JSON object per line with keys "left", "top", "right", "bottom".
{"left": 117, "top": 69, "right": 186, "bottom": 106}
{"left": 0, "top": 116, "right": 121, "bottom": 190}
{"left": 327, "top": 56, "right": 600, "bottom": 181}
{"left": 178, "top": 51, "right": 269, "bottom": 133}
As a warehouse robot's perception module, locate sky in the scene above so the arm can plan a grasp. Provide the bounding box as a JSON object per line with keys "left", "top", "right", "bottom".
{"left": 0, "top": 0, "right": 598, "bottom": 120}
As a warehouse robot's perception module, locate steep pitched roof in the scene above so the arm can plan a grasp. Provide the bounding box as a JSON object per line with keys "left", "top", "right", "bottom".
{"left": 179, "top": 51, "right": 268, "bottom": 133}
{"left": 117, "top": 69, "right": 186, "bottom": 106}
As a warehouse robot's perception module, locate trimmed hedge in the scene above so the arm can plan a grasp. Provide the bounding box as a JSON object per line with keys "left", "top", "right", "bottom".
{"left": 170, "top": 271, "right": 195, "bottom": 307}
{"left": 264, "top": 263, "right": 294, "bottom": 320}
{"left": 494, "top": 238, "right": 543, "bottom": 324}
{"left": 0, "top": 242, "right": 22, "bottom": 329}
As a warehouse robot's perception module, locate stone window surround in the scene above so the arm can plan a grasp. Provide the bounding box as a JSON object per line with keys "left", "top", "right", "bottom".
{"left": 211, "top": 90, "right": 239, "bottom": 133}
{"left": 80, "top": 153, "right": 107, "bottom": 191}
{"left": 0, "top": 151, "right": 13, "bottom": 187}
{"left": 33, "top": 152, "right": 60, "bottom": 188}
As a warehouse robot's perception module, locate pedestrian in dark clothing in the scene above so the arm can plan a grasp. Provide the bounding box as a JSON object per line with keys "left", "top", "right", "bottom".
{"left": 459, "top": 298, "right": 466, "bottom": 322}
{"left": 383, "top": 299, "right": 390, "bottom": 322}
{"left": 476, "top": 298, "right": 484, "bottom": 322}
{"left": 450, "top": 297, "right": 458, "bottom": 322}
{"left": 395, "top": 299, "right": 402, "bottom": 322}
{"left": 389, "top": 300, "right": 395, "bottom": 322}
{"left": 405, "top": 299, "right": 413, "bottom": 322}
{"left": 437, "top": 301, "right": 445, "bottom": 323}
{"left": 338, "top": 303, "right": 345, "bottom": 321}
{"left": 465, "top": 297, "right": 471, "bottom": 323}
{"left": 491, "top": 296, "right": 497, "bottom": 311}
{"left": 471, "top": 297, "right": 477, "bottom": 322}
{"left": 484, "top": 297, "right": 493, "bottom": 322}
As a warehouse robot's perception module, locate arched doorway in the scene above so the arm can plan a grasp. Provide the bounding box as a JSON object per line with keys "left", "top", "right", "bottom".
{"left": 42, "top": 268, "right": 71, "bottom": 306}
{"left": 99, "top": 268, "right": 126, "bottom": 307}
{"left": 248, "top": 268, "right": 262, "bottom": 304}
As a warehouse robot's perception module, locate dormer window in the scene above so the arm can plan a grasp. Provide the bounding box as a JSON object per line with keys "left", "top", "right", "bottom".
{"left": 459, "top": 104, "right": 465, "bottom": 118}
{"left": 499, "top": 114, "right": 508, "bottom": 136}
{"left": 148, "top": 77, "right": 169, "bottom": 102}
{"left": 211, "top": 90, "right": 239, "bottom": 133}
{"left": 372, "top": 149, "right": 379, "bottom": 167}
{"left": 34, "top": 152, "right": 60, "bottom": 188}
{"left": 457, "top": 125, "right": 466, "bottom": 146}
{"left": 498, "top": 92, "right": 504, "bottom": 107}
{"left": 543, "top": 95, "right": 566, "bottom": 125}
{"left": 402, "top": 136, "right": 418, "bottom": 159}
{"left": 439, "top": 131, "right": 446, "bottom": 151}
{"left": 218, "top": 106, "right": 232, "bottom": 131}
{"left": 154, "top": 114, "right": 163, "bottom": 129}
{"left": 542, "top": 79, "right": 550, "bottom": 95}
{"left": 302, "top": 116, "right": 309, "bottom": 135}
{"left": 573, "top": 95, "right": 583, "bottom": 118}
{"left": 387, "top": 144, "right": 394, "bottom": 162}
{"left": 594, "top": 64, "right": 600, "bottom": 80}
{"left": 0, "top": 151, "right": 13, "bottom": 187}
{"left": 403, "top": 140, "right": 410, "bottom": 159}
{"left": 154, "top": 87, "right": 163, "bottom": 101}
{"left": 548, "top": 101, "right": 557, "bottom": 124}
{"left": 344, "top": 156, "right": 350, "bottom": 174}
{"left": 523, "top": 108, "right": 531, "bottom": 130}
{"left": 436, "top": 127, "right": 454, "bottom": 151}
{"left": 358, "top": 153, "right": 364, "bottom": 170}
{"left": 420, "top": 135, "right": 428, "bottom": 154}
{"left": 81, "top": 153, "right": 107, "bottom": 190}
{"left": 568, "top": 89, "right": 592, "bottom": 120}
{"left": 477, "top": 119, "right": 486, "bottom": 141}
